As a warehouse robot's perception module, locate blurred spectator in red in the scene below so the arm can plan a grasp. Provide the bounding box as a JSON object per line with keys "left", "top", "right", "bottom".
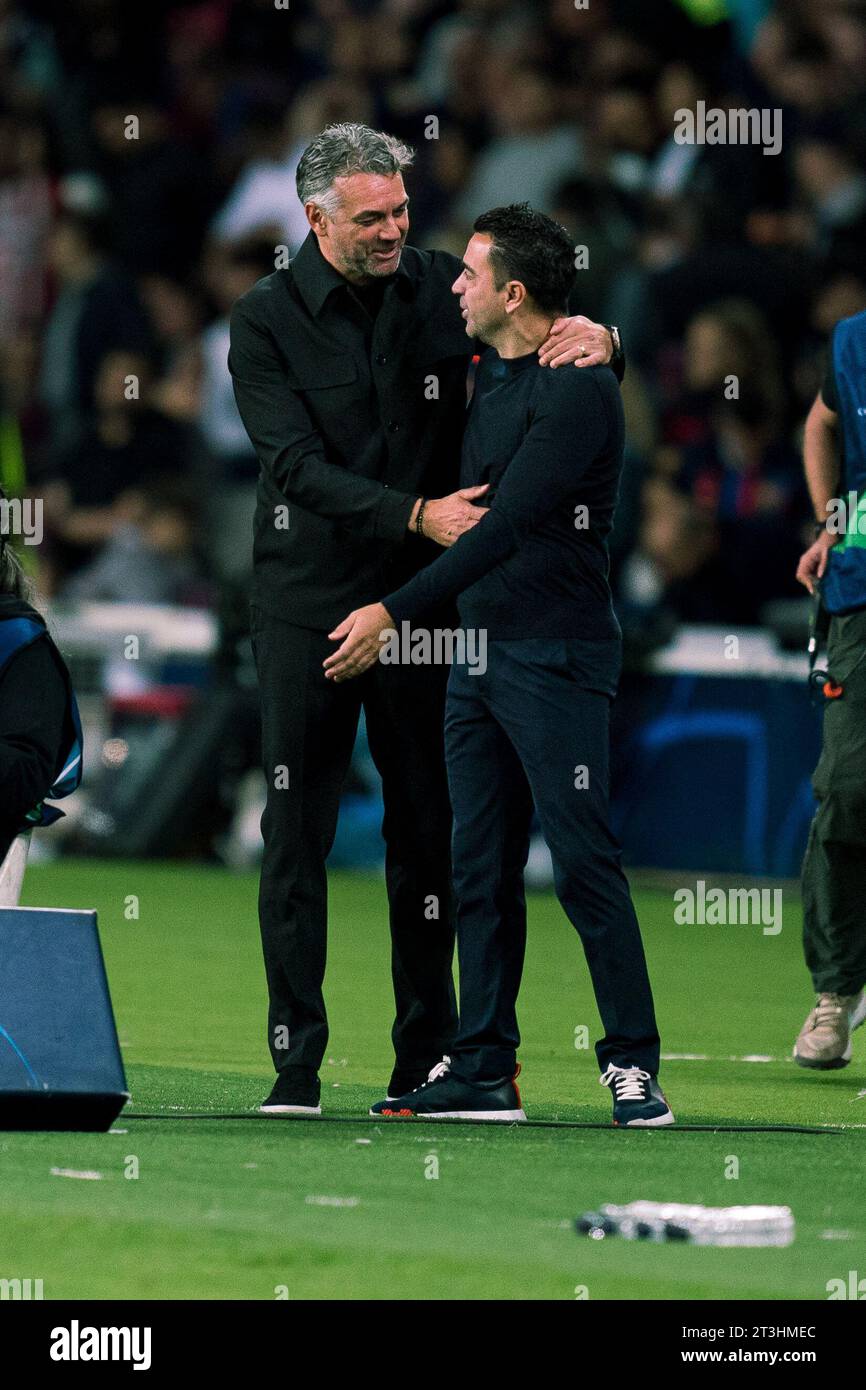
{"left": 0, "top": 106, "right": 53, "bottom": 346}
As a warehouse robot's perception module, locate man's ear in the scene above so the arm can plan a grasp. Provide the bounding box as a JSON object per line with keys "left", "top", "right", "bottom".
{"left": 504, "top": 280, "right": 527, "bottom": 314}
{"left": 306, "top": 202, "right": 328, "bottom": 239}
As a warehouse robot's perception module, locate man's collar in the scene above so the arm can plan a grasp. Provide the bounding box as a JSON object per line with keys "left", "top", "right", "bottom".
{"left": 292, "top": 230, "right": 416, "bottom": 317}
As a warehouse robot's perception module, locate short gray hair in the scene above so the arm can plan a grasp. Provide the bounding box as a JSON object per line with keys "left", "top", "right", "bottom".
{"left": 296, "top": 123, "right": 414, "bottom": 214}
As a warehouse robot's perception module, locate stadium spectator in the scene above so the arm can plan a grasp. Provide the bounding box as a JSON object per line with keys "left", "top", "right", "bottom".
{"left": 0, "top": 107, "right": 53, "bottom": 347}
{"left": 40, "top": 347, "right": 192, "bottom": 590}
{"left": 198, "top": 237, "right": 276, "bottom": 584}
{"left": 454, "top": 67, "right": 582, "bottom": 226}
{"left": 38, "top": 207, "right": 152, "bottom": 456}
{"left": 60, "top": 477, "right": 212, "bottom": 607}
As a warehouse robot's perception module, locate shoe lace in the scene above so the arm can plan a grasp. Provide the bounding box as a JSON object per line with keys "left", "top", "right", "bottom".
{"left": 418, "top": 1056, "right": 451, "bottom": 1089}
{"left": 599, "top": 1065, "right": 651, "bottom": 1100}
{"left": 813, "top": 995, "right": 846, "bottom": 1028}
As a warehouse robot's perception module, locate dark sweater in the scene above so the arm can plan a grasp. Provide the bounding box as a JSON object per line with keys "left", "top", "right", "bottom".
{"left": 0, "top": 595, "right": 71, "bottom": 861}
{"left": 382, "top": 352, "right": 624, "bottom": 641}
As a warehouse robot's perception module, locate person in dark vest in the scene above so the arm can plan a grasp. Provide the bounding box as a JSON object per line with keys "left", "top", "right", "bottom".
{"left": 0, "top": 502, "right": 83, "bottom": 903}
{"left": 794, "top": 307, "right": 866, "bottom": 1067}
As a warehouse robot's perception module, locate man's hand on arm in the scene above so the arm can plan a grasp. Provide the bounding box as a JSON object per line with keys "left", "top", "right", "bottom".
{"left": 378, "top": 369, "right": 612, "bottom": 629}
{"left": 411, "top": 485, "right": 489, "bottom": 546}
{"left": 538, "top": 315, "right": 614, "bottom": 369}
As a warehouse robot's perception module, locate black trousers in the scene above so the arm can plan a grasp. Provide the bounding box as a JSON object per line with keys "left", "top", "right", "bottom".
{"left": 250, "top": 605, "right": 457, "bottom": 1101}
{"left": 444, "top": 639, "right": 660, "bottom": 1082}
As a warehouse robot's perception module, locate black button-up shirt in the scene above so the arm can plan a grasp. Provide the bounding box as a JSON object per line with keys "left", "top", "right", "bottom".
{"left": 229, "top": 230, "right": 471, "bottom": 630}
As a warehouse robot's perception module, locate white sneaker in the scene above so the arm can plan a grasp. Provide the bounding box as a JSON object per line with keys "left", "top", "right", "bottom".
{"left": 793, "top": 989, "right": 866, "bottom": 1069}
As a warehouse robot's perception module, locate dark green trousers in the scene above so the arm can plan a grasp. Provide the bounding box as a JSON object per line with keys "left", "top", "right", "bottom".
{"left": 802, "top": 605, "right": 866, "bottom": 994}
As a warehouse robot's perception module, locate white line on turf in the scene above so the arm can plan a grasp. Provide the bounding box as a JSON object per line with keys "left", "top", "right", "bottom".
{"left": 661, "top": 1053, "right": 780, "bottom": 1062}
{"left": 304, "top": 1195, "right": 360, "bottom": 1207}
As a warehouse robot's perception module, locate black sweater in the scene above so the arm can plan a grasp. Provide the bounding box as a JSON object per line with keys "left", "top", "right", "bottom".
{"left": 0, "top": 596, "right": 70, "bottom": 861}
{"left": 382, "top": 352, "right": 624, "bottom": 641}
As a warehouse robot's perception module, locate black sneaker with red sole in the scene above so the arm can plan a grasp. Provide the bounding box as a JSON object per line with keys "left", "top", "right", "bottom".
{"left": 371, "top": 1057, "right": 526, "bottom": 1121}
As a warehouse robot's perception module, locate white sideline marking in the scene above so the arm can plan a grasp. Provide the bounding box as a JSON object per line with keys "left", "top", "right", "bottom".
{"left": 661, "top": 1053, "right": 780, "bottom": 1063}
{"left": 50, "top": 1168, "right": 103, "bottom": 1180}
{"left": 304, "top": 1195, "right": 360, "bottom": 1207}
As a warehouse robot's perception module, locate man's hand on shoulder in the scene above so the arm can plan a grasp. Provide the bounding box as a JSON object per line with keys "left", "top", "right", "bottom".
{"left": 538, "top": 316, "right": 613, "bottom": 369}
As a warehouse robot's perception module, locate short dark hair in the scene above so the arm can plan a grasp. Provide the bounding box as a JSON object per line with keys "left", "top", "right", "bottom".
{"left": 473, "top": 203, "right": 575, "bottom": 314}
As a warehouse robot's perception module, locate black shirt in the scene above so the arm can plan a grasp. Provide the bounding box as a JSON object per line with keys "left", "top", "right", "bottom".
{"left": 382, "top": 352, "right": 624, "bottom": 650}
{"left": 229, "top": 232, "right": 471, "bottom": 630}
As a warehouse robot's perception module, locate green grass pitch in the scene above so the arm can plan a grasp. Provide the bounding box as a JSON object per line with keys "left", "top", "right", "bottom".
{"left": 1, "top": 859, "right": 863, "bottom": 1300}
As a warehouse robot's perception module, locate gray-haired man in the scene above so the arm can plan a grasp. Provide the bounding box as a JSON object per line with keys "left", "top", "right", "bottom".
{"left": 228, "top": 122, "right": 621, "bottom": 1113}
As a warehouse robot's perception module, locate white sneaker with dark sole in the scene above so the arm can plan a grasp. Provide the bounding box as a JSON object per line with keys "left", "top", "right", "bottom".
{"left": 600, "top": 1064, "right": 675, "bottom": 1126}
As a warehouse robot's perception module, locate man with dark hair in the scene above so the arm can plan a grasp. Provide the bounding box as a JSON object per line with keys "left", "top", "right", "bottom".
{"left": 229, "top": 127, "right": 622, "bottom": 1116}
{"left": 472, "top": 204, "right": 577, "bottom": 314}
{"left": 326, "top": 205, "right": 671, "bottom": 1126}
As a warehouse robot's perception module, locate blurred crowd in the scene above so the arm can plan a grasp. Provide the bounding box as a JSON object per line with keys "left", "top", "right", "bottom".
{"left": 2, "top": 0, "right": 866, "bottom": 636}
